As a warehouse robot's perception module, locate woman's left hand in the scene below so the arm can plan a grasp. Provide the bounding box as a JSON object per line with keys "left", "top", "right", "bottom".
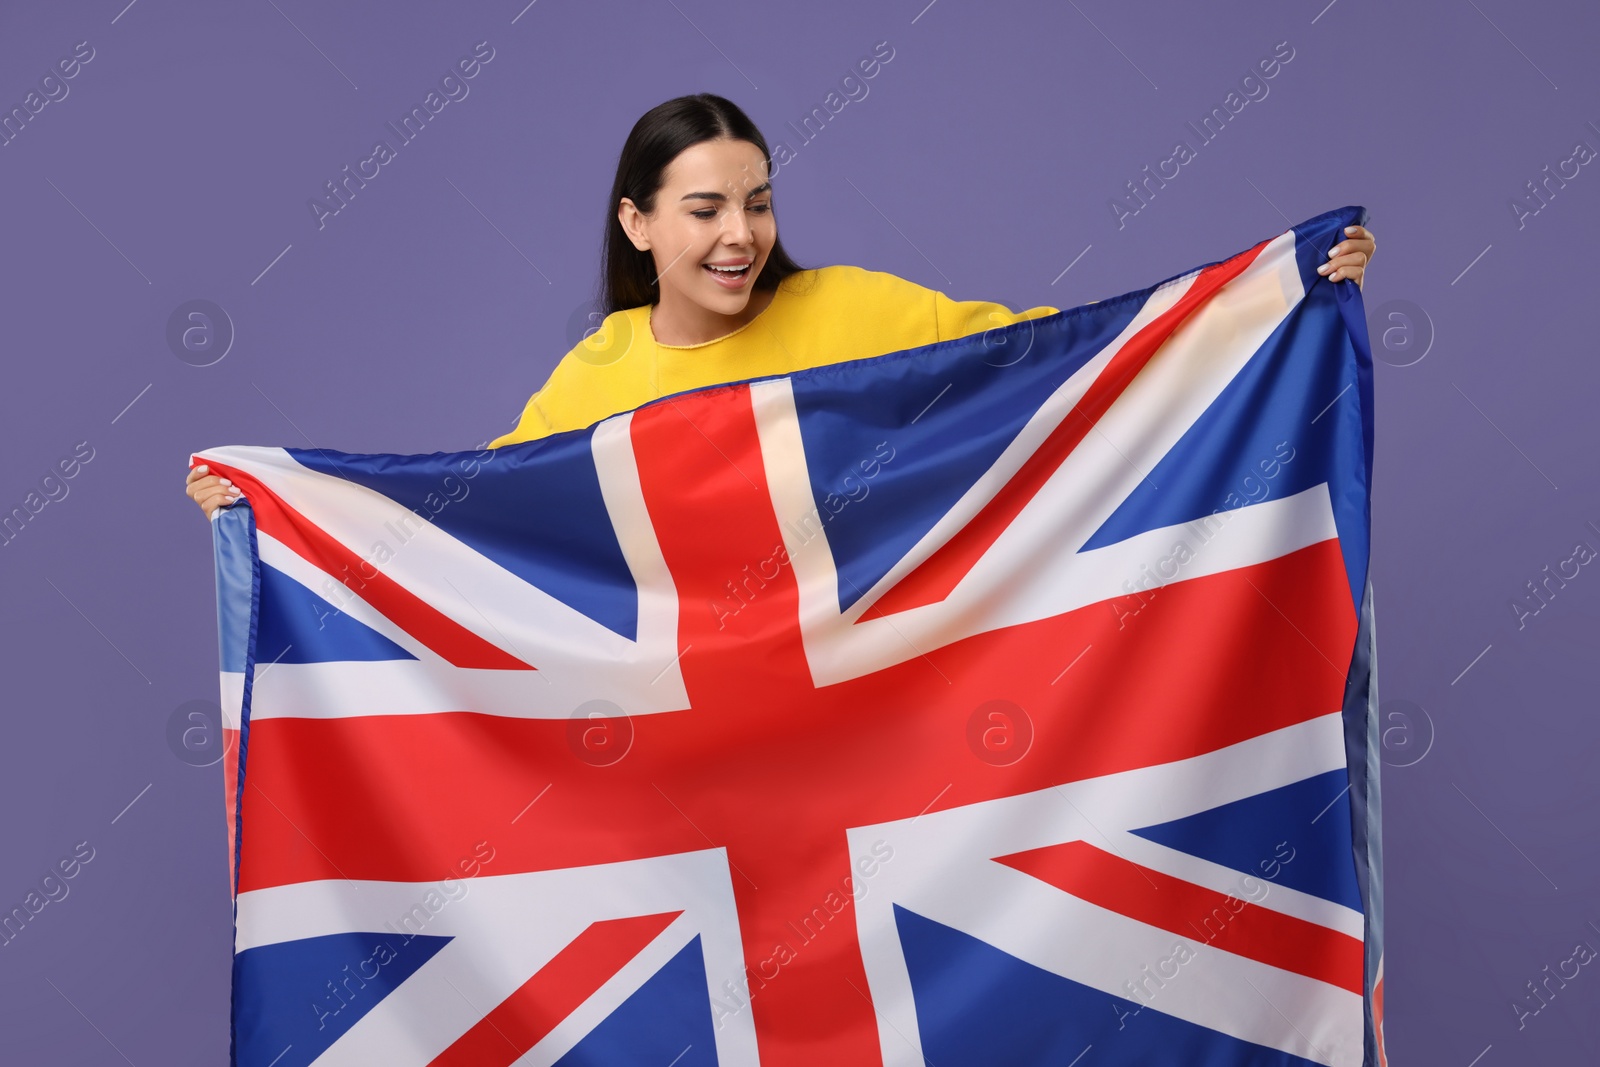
{"left": 1317, "top": 224, "right": 1376, "bottom": 288}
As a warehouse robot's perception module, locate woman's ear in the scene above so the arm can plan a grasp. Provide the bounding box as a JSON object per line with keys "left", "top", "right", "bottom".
{"left": 617, "top": 198, "right": 651, "bottom": 251}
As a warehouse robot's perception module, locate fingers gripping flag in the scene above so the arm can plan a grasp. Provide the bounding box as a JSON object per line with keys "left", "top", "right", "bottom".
{"left": 195, "top": 205, "right": 1386, "bottom": 1067}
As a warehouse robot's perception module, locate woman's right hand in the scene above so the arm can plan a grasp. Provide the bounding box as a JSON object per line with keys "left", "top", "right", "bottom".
{"left": 185, "top": 464, "right": 243, "bottom": 518}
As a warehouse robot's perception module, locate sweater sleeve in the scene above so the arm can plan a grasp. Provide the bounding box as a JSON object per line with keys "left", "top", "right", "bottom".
{"left": 488, "top": 311, "right": 642, "bottom": 448}
{"left": 489, "top": 353, "right": 616, "bottom": 448}
{"left": 487, "top": 381, "right": 555, "bottom": 448}
{"left": 932, "top": 289, "right": 1061, "bottom": 344}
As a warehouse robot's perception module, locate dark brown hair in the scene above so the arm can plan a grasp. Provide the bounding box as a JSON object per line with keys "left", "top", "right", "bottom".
{"left": 600, "top": 94, "right": 808, "bottom": 314}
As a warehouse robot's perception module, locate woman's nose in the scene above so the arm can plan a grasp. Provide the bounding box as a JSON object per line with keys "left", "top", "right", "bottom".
{"left": 720, "top": 209, "right": 754, "bottom": 244}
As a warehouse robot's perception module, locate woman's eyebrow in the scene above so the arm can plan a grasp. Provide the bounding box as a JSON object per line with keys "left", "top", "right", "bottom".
{"left": 679, "top": 181, "right": 772, "bottom": 203}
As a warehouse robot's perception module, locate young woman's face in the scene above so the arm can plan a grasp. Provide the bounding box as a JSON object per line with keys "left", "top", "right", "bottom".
{"left": 620, "top": 137, "right": 776, "bottom": 319}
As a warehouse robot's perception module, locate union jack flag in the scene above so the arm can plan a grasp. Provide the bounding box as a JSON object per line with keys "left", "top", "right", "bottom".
{"left": 194, "top": 204, "right": 1385, "bottom": 1066}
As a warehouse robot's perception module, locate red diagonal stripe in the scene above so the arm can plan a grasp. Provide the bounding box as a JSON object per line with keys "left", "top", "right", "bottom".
{"left": 997, "top": 840, "right": 1363, "bottom": 994}
{"left": 867, "top": 241, "right": 1270, "bottom": 617}
{"left": 194, "top": 458, "right": 531, "bottom": 671}
{"left": 428, "top": 910, "right": 681, "bottom": 1066}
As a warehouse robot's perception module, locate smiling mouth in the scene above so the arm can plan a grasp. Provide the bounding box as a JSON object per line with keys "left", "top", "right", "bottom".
{"left": 703, "top": 262, "right": 752, "bottom": 280}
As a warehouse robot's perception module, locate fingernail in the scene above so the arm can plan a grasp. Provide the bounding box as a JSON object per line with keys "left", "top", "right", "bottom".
{"left": 1317, "top": 263, "right": 1330, "bottom": 273}
{"left": 195, "top": 465, "right": 208, "bottom": 473}
{"left": 1344, "top": 226, "right": 1358, "bottom": 234}
{"left": 219, "top": 478, "right": 232, "bottom": 487}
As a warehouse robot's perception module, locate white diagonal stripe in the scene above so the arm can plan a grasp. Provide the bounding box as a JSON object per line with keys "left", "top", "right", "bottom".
{"left": 851, "top": 712, "right": 1360, "bottom": 1066}
{"left": 754, "top": 230, "right": 1319, "bottom": 687}
{"left": 235, "top": 850, "right": 759, "bottom": 1065}
{"left": 197, "top": 422, "right": 691, "bottom": 717}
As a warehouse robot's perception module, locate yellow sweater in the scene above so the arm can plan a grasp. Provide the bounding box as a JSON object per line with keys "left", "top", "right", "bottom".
{"left": 489, "top": 264, "right": 1062, "bottom": 448}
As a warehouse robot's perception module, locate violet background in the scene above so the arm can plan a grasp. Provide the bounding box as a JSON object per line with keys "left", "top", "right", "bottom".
{"left": 1, "top": 0, "right": 1595, "bottom": 1063}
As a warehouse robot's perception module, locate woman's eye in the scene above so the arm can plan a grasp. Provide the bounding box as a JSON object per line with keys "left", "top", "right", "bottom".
{"left": 692, "top": 203, "right": 769, "bottom": 220}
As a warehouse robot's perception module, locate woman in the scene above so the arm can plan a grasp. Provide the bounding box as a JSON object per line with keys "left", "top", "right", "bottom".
{"left": 186, "top": 93, "right": 1375, "bottom": 514}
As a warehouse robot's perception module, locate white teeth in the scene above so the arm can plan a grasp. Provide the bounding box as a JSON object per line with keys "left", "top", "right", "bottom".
{"left": 706, "top": 264, "right": 748, "bottom": 272}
